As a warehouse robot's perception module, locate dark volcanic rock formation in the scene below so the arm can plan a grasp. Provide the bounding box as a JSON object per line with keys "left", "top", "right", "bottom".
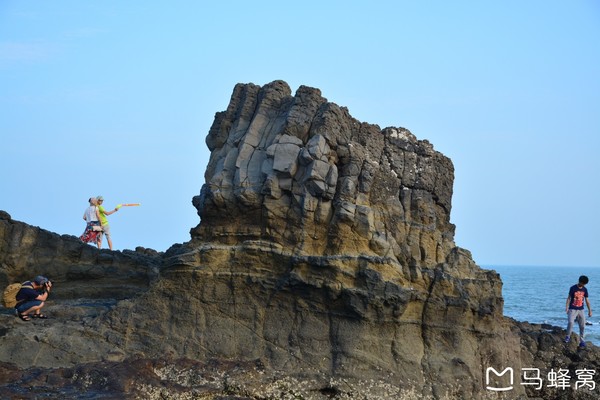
{"left": 1, "top": 82, "right": 599, "bottom": 399}
{"left": 0, "top": 210, "right": 160, "bottom": 300}
{"left": 193, "top": 80, "right": 455, "bottom": 265}
{"left": 181, "top": 80, "right": 518, "bottom": 396}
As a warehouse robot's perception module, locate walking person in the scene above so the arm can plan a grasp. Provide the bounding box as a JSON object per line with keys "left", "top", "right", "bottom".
{"left": 96, "top": 195, "right": 119, "bottom": 250}
{"left": 565, "top": 275, "right": 592, "bottom": 348}
{"left": 79, "top": 197, "right": 102, "bottom": 248}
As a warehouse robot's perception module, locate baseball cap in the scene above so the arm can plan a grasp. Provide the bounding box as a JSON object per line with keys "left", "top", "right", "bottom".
{"left": 34, "top": 275, "right": 49, "bottom": 285}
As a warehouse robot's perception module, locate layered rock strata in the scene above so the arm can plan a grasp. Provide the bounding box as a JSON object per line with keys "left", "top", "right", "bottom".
{"left": 180, "top": 80, "right": 521, "bottom": 396}
{"left": 0, "top": 210, "right": 160, "bottom": 300}
{"left": 1, "top": 82, "right": 597, "bottom": 399}
{"left": 193, "top": 80, "right": 455, "bottom": 267}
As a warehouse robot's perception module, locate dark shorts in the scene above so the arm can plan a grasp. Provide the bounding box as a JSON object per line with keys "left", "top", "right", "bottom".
{"left": 16, "top": 300, "right": 43, "bottom": 313}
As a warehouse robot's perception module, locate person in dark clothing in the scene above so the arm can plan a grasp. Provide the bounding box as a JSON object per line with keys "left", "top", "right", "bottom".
{"left": 15, "top": 275, "right": 52, "bottom": 321}
{"left": 565, "top": 275, "right": 592, "bottom": 347}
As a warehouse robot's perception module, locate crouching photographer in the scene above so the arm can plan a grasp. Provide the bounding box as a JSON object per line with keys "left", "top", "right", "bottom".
{"left": 15, "top": 275, "right": 53, "bottom": 321}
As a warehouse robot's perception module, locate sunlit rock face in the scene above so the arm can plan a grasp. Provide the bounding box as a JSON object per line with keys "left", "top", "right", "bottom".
{"left": 159, "top": 80, "right": 521, "bottom": 397}
{"left": 193, "top": 80, "right": 456, "bottom": 269}
{"left": 0, "top": 82, "right": 538, "bottom": 399}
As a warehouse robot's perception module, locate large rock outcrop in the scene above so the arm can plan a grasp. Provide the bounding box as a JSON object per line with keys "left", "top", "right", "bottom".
{"left": 1, "top": 81, "right": 598, "bottom": 399}
{"left": 193, "top": 81, "right": 455, "bottom": 267}
{"left": 179, "top": 80, "right": 518, "bottom": 396}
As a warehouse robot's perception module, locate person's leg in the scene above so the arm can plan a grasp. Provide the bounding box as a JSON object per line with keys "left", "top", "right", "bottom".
{"left": 103, "top": 224, "right": 112, "bottom": 250}
{"left": 30, "top": 304, "right": 48, "bottom": 318}
{"left": 27, "top": 303, "right": 44, "bottom": 316}
{"left": 566, "top": 309, "right": 577, "bottom": 340}
{"left": 578, "top": 309, "right": 586, "bottom": 342}
{"left": 15, "top": 300, "right": 43, "bottom": 320}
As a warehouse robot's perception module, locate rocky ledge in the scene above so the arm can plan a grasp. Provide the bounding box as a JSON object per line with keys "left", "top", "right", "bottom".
{"left": 1, "top": 82, "right": 599, "bottom": 399}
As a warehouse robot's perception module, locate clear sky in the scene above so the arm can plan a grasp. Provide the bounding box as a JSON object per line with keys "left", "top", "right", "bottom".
{"left": 1, "top": 1, "right": 598, "bottom": 267}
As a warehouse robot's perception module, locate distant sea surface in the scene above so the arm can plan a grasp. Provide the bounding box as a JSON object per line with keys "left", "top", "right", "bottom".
{"left": 489, "top": 265, "right": 600, "bottom": 343}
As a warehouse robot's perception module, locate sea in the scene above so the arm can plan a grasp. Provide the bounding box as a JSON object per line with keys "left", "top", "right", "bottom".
{"left": 488, "top": 265, "right": 600, "bottom": 343}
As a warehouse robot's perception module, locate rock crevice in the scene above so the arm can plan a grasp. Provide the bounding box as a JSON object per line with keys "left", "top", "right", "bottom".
{"left": 194, "top": 80, "right": 455, "bottom": 270}
{"left": 2, "top": 82, "right": 596, "bottom": 399}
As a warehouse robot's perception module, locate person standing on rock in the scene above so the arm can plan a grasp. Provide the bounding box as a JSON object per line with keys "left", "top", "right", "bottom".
{"left": 79, "top": 197, "right": 102, "bottom": 248}
{"left": 96, "top": 195, "right": 119, "bottom": 250}
{"left": 15, "top": 275, "right": 52, "bottom": 321}
{"left": 565, "top": 275, "right": 592, "bottom": 348}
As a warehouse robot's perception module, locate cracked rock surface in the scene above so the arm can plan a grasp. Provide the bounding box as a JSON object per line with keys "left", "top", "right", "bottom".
{"left": 1, "top": 83, "right": 599, "bottom": 399}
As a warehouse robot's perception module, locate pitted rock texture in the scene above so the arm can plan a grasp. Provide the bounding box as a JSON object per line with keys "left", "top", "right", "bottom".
{"left": 0, "top": 211, "right": 160, "bottom": 299}
{"left": 2, "top": 82, "right": 599, "bottom": 399}
{"left": 193, "top": 80, "right": 455, "bottom": 267}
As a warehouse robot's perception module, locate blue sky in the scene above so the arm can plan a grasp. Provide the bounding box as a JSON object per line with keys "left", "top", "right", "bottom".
{"left": 1, "top": 1, "right": 598, "bottom": 267}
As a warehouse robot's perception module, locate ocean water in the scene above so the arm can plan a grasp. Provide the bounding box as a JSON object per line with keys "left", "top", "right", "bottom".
{"left": 489, "top": 265, "right": 600, "bottom": 343}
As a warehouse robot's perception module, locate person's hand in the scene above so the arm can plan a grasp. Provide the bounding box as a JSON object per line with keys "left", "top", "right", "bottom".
{"left": 589, "top": 311, "right": 593, "bottom": 318}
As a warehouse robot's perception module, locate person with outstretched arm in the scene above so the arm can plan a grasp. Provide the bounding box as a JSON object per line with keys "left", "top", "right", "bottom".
{"left": 96, "top": 195, "right": 119, "bottom": 250}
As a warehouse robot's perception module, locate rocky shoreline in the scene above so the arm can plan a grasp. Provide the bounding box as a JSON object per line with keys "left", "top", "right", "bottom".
{"left": 2, "top": 81, "right": 599, "bottom": 399}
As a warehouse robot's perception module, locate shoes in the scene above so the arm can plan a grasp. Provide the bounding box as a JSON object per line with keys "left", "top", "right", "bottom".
{"left": 564, "top": 336, "right": 570, "bottom": 343}
{"left": 579, "top": 341, "right": 586, "bottom": 348}
{"left": 17, "top": 313, "right": 31, "bottom": 321}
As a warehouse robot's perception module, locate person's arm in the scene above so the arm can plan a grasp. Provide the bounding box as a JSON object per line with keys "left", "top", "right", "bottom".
{"left": 586, "top": 297, "right": 592, "bottom": 317}
{"left": 35, "top": 291, "right": 49, "bottom": 301}
{"left": 566, "top": 296, "right": 571, "bottom": 313}
{"left": 35, "top": 282, "right": 52, "bottom": 301}
{"left": 103, "top": 206, "right": 119, "bottom": 216}
{"left": 95, "top": 207, "right": 101, "bottom": 221}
